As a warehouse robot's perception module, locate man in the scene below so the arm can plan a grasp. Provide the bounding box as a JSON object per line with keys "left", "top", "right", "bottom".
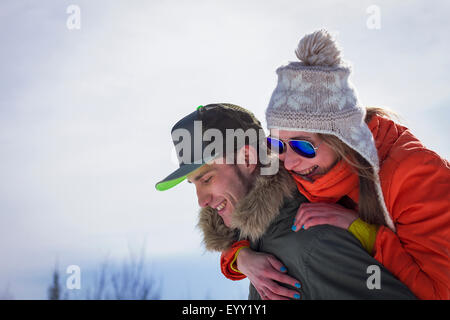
{"left": 155, "top": 103, "right": 415, "bottom": 299}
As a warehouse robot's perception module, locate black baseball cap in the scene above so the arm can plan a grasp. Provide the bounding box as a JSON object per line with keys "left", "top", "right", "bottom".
{"left": 155, "top": 103, "right": 263, "bottom": 191}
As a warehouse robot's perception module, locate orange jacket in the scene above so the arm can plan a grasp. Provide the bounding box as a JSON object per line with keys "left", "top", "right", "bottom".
{"left": 369, "top": 115, "right": 450, "bottom": 299}
{"left": 220, "top": 115, "right": 450, "bottom": 299}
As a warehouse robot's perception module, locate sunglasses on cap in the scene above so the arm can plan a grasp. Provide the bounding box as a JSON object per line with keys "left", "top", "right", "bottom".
{"left": 267, "top": 136, "right": 321, "bottom": 158}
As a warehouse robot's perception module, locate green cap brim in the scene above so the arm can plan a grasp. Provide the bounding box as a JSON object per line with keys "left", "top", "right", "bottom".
{"left": 155, "top": 175, "right": 188, "bottom": 191}
{"left": 155, "top": 163, "right": 205, "bottom": 191}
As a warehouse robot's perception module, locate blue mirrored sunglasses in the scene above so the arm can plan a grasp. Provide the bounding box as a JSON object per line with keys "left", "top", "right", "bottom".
{"left": 267, "top": 137, "right": 320, "bottom": 158}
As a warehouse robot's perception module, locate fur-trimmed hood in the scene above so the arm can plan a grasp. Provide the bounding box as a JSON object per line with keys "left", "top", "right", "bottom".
{"left": 197, "top": 163, "right": 297, "bottom": 252}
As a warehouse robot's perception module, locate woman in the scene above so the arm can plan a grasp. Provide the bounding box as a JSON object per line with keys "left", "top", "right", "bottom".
{"left": 220, "top": 30, "right": 450, "bottom": 300}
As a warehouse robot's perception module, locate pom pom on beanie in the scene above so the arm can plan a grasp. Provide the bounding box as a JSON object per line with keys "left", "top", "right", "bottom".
{"left": 295, "top": 29, "right": 342, "bottom": 67}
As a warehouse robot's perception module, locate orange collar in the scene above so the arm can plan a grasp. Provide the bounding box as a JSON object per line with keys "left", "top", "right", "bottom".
{"left": 291, "top": 159, "right": 360, "bottom": 204}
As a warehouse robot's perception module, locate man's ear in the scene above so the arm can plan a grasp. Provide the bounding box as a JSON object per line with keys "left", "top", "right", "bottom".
{"left": 236, "top": 145, "right": 258, "bottom": 174}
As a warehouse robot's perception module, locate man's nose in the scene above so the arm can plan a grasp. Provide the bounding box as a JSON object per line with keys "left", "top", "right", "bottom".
{"left": 283, "top": 146, "right": 302, "bottom": 171}
{"left": 196, "top": 187, "right": 212, "bottom": 208}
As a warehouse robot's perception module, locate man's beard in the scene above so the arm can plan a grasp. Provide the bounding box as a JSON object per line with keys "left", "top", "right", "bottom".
{"left": 233, "top": 165, "right": 257, "bottom": 195}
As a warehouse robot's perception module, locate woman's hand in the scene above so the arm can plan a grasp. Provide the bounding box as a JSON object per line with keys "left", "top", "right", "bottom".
{"left": 293, "top": 202, "right": 358, "bottom": 231}
{"left": 236, "top": 248, "right": 301, "bottom": 300}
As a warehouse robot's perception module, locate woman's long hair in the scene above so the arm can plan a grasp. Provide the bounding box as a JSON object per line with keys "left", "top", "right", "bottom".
{"left": 317, "top": 107, "right": 398, "bottom": 226}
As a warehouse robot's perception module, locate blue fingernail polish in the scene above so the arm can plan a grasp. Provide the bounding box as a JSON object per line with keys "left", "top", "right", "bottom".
{"left": 280, "top": 266, "right": 287, "bottom": 272}
{"left": 295, "top": 283, "right": 301, "bottom": 289}
{"left": 291, "top": 225, "right": 297, "bottom": 231}
{"left": 294, "top": 293, "right": 300, "bottom": 299}
{"left": 301, "top": 225, "right": 305, "bottom": 229}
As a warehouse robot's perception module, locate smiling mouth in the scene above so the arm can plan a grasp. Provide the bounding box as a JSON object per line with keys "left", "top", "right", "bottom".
{"left": 215, "top": 200, "right": 227, "bottom": 213}
{"left": 295, "top": 165, "right": 319, "bottom": 177}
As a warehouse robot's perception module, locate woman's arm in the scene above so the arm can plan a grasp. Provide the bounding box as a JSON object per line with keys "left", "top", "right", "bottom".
{"left": 236, "top": 248, "right": 302, "bottom": 300}
{"left": 220, "top": 241, "right": 302, "bottom": 300}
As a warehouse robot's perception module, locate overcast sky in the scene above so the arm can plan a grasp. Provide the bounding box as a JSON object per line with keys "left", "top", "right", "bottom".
{"left": 0, "top": 0, "right": 449, "bottom": 299}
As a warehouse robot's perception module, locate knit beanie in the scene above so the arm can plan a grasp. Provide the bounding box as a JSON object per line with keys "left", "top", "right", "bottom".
{"left": 265, "top": 29, "right": 395, "bottom": 231}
